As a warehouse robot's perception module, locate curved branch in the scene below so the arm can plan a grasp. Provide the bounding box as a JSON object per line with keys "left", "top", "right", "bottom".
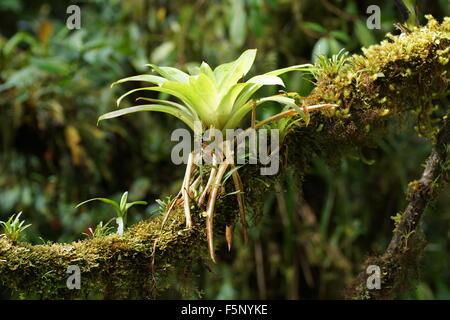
{"left": 345, "top": 113, "right": 449, "bottom": 299}
{"left": 0, "top": 17, "right": 448, "bottom": 299}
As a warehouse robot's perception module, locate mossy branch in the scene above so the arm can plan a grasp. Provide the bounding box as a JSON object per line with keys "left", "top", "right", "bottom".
{"left": 0, "top": 17, "right": 448, "bottom": 299}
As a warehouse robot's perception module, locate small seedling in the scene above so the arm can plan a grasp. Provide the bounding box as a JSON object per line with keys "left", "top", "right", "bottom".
{"left": 83, "top": 219, "right": 114, "bottom": 239}
{"left": 0, "top": 212, "right": 31, "bottom": 242}
{"left": 309, "top": 49, "right": 350, "bottom": 79}
{"left": 76, "top": 191, "right": 147, "bottom": 236}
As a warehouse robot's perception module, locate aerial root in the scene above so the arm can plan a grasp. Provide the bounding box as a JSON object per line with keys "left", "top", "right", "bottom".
{"left": 205, "top": 161, "right": 229, "bottom": 263}
{"left": 230, "top": 164, "right": 248, "bottom": 245}
{"left": 198, "top": 152, "right": 218, "bottom": 207}
{"left": 225, "top": 223, "right": 235, "bottom": 252}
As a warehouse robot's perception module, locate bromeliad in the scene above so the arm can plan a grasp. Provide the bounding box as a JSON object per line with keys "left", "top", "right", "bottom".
{"left": 99, "top": 49, "right": 336, "bottom": 262}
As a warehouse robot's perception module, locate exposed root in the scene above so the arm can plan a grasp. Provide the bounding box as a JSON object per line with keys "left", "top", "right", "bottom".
{"left": 198, "top": 152, "right": 218, "bottom": 207}
{"left": 205, "top": 161, "right": 229, "bottom": 263}
{"left": 189, "top": 174, "right": 201, "bottom": 198}
{"left": 254, "top": 104, "right": 337, "bottom": 129}
{"left": 225, "top": 223, "right": 234, "bottom": 252}
{"left": 231, "top": 165, "right": 248, "bottom": 244}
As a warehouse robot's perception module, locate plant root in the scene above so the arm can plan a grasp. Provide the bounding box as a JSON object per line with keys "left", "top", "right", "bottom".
{"left": 198, "top": 152, "right": 218, "bottom": 207}
{"left": 225, "top": 223, "right": 234, "bottom": 252}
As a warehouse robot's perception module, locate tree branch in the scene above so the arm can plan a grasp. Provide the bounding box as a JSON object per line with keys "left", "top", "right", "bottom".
{"left": 0, "top": 16, "right": 448, "bottom": 299}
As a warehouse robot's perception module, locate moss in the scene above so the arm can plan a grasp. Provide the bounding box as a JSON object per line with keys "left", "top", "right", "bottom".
{"left": 0, "top": 207, "right": 207, "bottom": 299}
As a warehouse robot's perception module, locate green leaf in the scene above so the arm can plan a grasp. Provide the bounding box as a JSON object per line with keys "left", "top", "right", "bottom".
{"left": 283, "top": 117, "right": 303, "bottom": 132}
{"left": 161, "top": 80, "right": 214, "bottom": 126}
{"left": 189, "top": 73, "right": 218, "bottom": 110}
{"left": 224, "top": 95, "right": 299, "bottom": 130}
{"left": 30, "top": 57, "right": 70, "bottom": 75}
{"left": 125, "top": 201, "right": 148, "bottom": 211}
{"left": 246, "top": 75, "right": 285, "bottom": 87}
{"left": 214, "top": 49, "right": 257, "bottom": 93}
{"left": 199, "top": 62, "right": 216, "bottom": 82}
{"left": 146, "top": 64, "right": 190, "bottom": 83}
{"left": 216, "top": 83, "right": 248, "bottom": 127}
{"left": 265, "top": 64, "right": 313, "bottom": 76}
{"left": 223, "top": 190, "right": 245, "bottom": 197}
{"left": 289, "top": 103, "right": 310, "bottom": 126}
{"left": 257, "top": 95, "right": 310, "bottom": 125}
{"left": 116, "top": 86, "right": 199, "bottom": 121}
{"left": 135, "top": 97, "right": 196, "bottom": 119}
{"left": 256, "top": 96, "right": 297, "bottom": 108}
{"left": 233, "top": 64, "right": 311, "bottom": 112}
{"left": 223, "top": 100, "right": 254, "bottom": 130}
{"left": 20, "top": 224, "right": 32, "bottom": 232}
{"left": 75, "top": 198, "right": 120, "bottom": 211}
{"left": 222, "top": 165, "right": 244, "bottom": 184}
{"left": 331, "top": 30, "right": 351, "bottom": 44}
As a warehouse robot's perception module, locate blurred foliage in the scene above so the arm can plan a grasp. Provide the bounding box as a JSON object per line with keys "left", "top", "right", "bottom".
{"left": 0, "top": 0, "right": 448, "bottom": 299}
